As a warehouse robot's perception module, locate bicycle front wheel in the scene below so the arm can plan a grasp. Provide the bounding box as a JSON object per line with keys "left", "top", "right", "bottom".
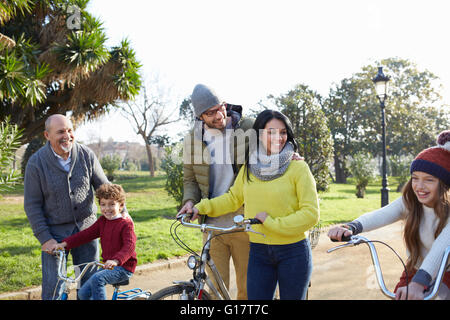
{"left": 148, "top": 285, "right": 211, "bottom": 300}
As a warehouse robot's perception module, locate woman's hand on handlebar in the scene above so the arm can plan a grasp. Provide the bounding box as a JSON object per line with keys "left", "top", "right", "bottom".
{"left": 254, "top": 211, "right": 268, "bottom": 223}
{"left": 328, "top": 225, "right": 353, "bottom": 242}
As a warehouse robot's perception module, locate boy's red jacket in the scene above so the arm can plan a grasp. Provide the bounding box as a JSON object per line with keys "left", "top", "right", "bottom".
{"left": 64, "top": 216, "right": 137, "bottom": 273}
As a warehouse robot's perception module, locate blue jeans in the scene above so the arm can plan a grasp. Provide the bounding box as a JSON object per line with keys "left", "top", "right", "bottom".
{"left": 41, "top": 225, "right": 98, "bottom": 300}
{"left": 247, "top": 239, "right": 312, "bottom": 300}
{"left": 78, "top": 266, "right": 133, "bottom": 300}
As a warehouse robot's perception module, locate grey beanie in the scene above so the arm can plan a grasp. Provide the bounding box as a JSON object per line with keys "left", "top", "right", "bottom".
{"left": 191, "top": 84, "right": 221, "bottom": 117}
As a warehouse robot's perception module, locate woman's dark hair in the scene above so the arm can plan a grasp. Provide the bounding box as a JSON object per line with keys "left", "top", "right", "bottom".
{"left": 244, "top": 109, "right": 298, "bottom": 182}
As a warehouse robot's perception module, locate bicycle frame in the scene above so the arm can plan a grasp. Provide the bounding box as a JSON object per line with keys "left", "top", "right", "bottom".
{"left": 173, "top": 214, "right": 262, "bottom": 300}
{"left": 327, "top": 235, "right": 450, "bottom": 300}
{"left": 200, "top": 230, "right": 231, "bottom": 299}
{"left": 54, "top": 249, "right": 150, "bottom": 300}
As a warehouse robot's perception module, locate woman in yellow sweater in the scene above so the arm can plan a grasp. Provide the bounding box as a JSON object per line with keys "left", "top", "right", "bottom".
{"left": 189, "top": 110, "right": 320, "bottom": 300}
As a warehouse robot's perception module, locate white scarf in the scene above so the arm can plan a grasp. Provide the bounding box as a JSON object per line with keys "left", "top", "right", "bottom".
{"left": 248, "top": 142, "right": 294, "bottom": 181}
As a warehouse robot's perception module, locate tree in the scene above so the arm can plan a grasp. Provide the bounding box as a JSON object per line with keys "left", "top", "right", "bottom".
{"left": 179, "top": 97, "right": 196, "bottom": 123}
{"left": 265, "top": 84, "right": 334, "bottom": 191}
{"left": 349, "top": 153, "right": 376, "bottom": 198}
{"left": 0, "top": 0, "right": 30, "bottom": 47}
{"left": 323, "top": 77, "right": 369, "bottom": 183}
{"left": 358, "top": 58, "right": 448, "bottom": 158}
{"left": 100, "top": 154, "right": 121, "bottom": 182}
{"left": 389, "top": 154, "right": 413, "bottom": 192}
{"left": 323, "top": 57, "right": 449, "bottom": 182}
{"left": 0, "top": 118, "right": 23, "bottom": 193}
{"left": 121, "top": 81, "right": 179, "bottom": 177}
{"left": 0, "top": 0, "right": 142, "bottom": 143}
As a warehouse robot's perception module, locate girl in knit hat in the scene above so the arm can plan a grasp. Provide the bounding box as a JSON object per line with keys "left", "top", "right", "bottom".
{"left": 328, "top": 130, "right": 450, "bottom": 300}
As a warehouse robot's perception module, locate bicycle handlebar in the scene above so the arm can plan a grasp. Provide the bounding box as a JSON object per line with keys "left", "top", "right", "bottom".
{"left": 327, "top": 235, "right": 450, "bottom": 300}
{"left": 54, "top": 249, "right": 106, "bottom": 284}
{"left": 177, "top": 214, "right": 262, "bottom": 234}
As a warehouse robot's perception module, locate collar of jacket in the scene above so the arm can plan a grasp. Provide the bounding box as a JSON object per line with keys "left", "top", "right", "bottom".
{"left": 43, "top": 141, "right": 79, "bottom": 173}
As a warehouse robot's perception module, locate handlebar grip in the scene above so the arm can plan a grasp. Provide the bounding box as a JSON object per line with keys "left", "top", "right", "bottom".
{"left": 178, "top": 213, "right": 193, "bottom": 221}
{"left": 330, "top": 234, "right": 352, "bottom": 242}
{"left": 249, "top": 218, "right": 262, "bottom": 224}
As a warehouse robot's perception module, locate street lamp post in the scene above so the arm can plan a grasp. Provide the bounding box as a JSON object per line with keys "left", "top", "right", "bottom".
{"left": 372, "top": 66, "right": 390, "bottom": 207}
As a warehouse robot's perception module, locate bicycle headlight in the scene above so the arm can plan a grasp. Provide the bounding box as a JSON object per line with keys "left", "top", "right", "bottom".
{"left": 187, "top": 255, "right": 198, "bottom": 270}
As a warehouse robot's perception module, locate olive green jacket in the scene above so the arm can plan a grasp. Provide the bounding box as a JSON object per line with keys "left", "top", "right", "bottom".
{"left": 182, "top": 109, "right": 254, "bottom": 211}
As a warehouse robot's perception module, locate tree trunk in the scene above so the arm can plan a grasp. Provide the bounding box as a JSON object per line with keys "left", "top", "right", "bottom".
{"left": 145, "top": 143, "right": 154, "bottom": 177}
{"left": 356, "top": 185, "right": 365, "bottom": 198}
{"left": 334, "top": 154, "right": 347, "bottom": 183}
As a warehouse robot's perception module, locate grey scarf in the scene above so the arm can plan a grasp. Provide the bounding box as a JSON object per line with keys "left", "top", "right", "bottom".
{"left": 249, "top": 142, "right": 294, "bottom": 181}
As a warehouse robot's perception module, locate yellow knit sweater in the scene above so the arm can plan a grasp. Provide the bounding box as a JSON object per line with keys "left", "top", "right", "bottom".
{"left": 195, "top": 160, "right": 319, "bottom": 245}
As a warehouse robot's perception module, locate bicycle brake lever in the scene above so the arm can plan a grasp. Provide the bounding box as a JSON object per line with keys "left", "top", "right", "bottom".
{"left": 245, "top": 224, "right": 265, "bottom": 237}
{"left": 327, "top": 236, "right": 366, "bottom": 253}
{"left": 327, "top": 242, "right": 354, "bottom": 253}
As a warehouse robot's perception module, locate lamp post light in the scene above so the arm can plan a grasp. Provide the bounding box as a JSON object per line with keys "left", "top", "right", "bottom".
{"left": 372, "top": 66, "right": 390, "bottom": 207}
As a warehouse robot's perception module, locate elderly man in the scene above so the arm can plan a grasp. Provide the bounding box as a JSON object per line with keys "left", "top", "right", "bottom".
{"left": 24, "top": 114, "right": 109, "bottom": 300}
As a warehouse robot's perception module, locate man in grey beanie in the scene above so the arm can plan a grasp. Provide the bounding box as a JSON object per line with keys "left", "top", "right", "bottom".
{"left": 179, "top": 84, "right": 254, "bottom": 299}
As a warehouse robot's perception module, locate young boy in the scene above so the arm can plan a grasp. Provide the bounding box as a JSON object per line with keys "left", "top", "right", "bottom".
{"left": 57, "top": 183, "right": 137, "bottom": 300}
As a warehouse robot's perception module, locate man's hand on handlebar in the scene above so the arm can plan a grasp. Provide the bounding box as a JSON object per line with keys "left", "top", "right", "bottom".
{"left": 177, "top": 200, "right": 200, "bottom": 221}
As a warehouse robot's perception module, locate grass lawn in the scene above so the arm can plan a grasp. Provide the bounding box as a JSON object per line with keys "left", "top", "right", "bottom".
{"left": 0, "top": 171, "right": 402, "bottom": 293}
{"left": 318, "top": 177, "right": 402, "bottom": 225}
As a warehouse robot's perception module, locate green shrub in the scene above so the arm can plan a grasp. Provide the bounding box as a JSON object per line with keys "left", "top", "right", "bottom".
{"left": 160, "top": 144, "right": 183, "bottom": 208}
{"left": 349, "top": 153, "right": 376, "bottom": 198}
{"left": 100, "top": 154, "right": 122, "bottom": 181}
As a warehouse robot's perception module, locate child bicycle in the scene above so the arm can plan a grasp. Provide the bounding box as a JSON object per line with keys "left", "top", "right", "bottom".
{"left": 52, "top": 249, "right": 151, "bottom": 300}
{"left": 327, "top": 235, "right": 450, "bottom": 300}
{"left": 148, "top": 214, "right": 263, "bottom": 300}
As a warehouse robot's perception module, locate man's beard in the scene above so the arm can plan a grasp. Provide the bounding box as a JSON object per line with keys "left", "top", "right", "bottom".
{"left": 60, "top": 139, "right": 73, "bottom": 153}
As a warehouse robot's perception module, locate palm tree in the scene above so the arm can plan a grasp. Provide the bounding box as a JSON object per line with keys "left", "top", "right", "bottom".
{"left": 0, "top": 0, "right": 142, "bottom": 143}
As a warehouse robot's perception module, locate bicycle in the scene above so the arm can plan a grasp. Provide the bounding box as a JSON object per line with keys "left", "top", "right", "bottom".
{"left": 148, "top": 214, "right": 263, "bottom": 300}
{"left": 327, "top": 234, "right": 450, "bottom": 300}
{"left": 52, "top": 249, "right": 152, "bottom": 300}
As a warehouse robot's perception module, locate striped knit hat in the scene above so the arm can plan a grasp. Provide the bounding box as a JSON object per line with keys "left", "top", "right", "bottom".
{"left": 410, "top": 130, "right": 450, "bottom": 186}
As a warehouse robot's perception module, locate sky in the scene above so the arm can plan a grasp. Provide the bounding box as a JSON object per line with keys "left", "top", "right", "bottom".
{"left": 75, "top": 0, "right": 450, "bottom": 145}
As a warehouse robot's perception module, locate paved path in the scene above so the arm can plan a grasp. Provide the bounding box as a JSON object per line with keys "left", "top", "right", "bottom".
{"left": 0, "top": 221, "right": 406, "bottom": 300}
{"left": 129, "top": 221, "right": 406, "bottom": 300}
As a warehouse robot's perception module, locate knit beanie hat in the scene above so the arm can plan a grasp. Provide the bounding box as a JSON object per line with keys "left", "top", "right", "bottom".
{"left": 191, "top": 84, "right": 221, "bottom": 118}
{"left": 410, "top": 130, "right": 450, "bottom": 186}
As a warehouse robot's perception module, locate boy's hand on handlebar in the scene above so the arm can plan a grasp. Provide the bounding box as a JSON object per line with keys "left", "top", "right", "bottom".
{"left": 328, "top": 226, "right": 353, "bottom": 241}
{"left": 104, "top": 260, "right": 118, "bottom": 270}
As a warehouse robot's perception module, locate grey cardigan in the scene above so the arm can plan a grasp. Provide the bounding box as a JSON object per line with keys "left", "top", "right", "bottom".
{"left": 24, "top": 141, "right": 108, "bottom": 244}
